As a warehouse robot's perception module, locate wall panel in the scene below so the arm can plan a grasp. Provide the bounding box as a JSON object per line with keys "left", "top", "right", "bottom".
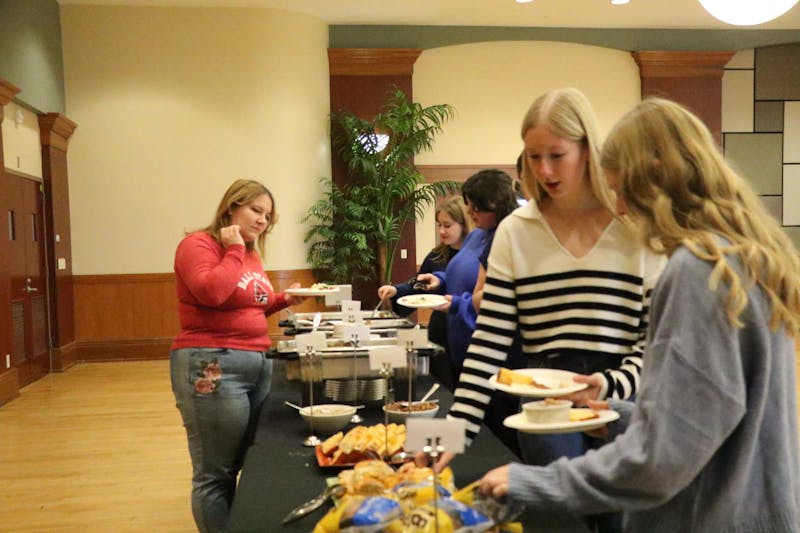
{"left": 72, "top": 269, "right": 326, "bottom": 362}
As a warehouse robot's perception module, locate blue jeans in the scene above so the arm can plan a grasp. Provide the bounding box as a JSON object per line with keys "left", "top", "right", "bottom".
{"left": 170, "top": 348, "right": 272, "bottom": 533}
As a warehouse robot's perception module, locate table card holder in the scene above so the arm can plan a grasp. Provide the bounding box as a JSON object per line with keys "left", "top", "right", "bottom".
{"left": 406, "top": 418, "right": 467, "bottom": 532}
{"left": 325, "top": 284, "right": 352, "bottom": 307}
{"left": 295, "top": 332, "right": 327, "bottom": 447}
{"left": 369, "top": 346, "right": 407, "bottom": 456}
{"left": 340, "top": 299, "right": 363, "bottom": 324}
{"left": 343, "top": 323, "right": 370, "bottom": 423}
{"left": 396, "top": 327, "right": 428, "bottom": 407}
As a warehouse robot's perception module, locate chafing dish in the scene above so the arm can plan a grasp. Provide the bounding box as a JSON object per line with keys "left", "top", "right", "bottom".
{"left": 272, "top": 337, "right": 441, "bottom": 382}
{"left": 279, "top": 310, "right": 413, "bottom": 333}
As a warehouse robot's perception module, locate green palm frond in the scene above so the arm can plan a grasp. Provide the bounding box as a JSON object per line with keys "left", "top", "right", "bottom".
{"left": 303, "top": 88, "right": 459, "bottom": 285}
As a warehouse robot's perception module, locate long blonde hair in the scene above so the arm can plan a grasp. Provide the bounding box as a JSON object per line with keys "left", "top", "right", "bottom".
{"left": 200, "top": 179, "right": 277, "bottom": 257}
{"left": 601, "top": 97, "right": 800, "bottom": 335}
{"left": 519, "top": 88, "right": 615, "bottom": 213}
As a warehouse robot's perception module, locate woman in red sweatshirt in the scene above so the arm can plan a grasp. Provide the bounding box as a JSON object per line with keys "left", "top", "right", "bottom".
{"left": 170, "top": 179, "right": 306, "bottom": 533}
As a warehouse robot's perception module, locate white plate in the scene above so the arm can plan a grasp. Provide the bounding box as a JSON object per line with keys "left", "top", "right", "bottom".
{"left": 488, "top": 368, "right": 588, "bottom": 398}
{"left": 285, "top": 287, "right": 340, "bottom": 296}
{"left": 396, "top": 294, "right": 447, "bottom": 309}
{"left": 504, "top": 409, "right": 620, "bottom": 434}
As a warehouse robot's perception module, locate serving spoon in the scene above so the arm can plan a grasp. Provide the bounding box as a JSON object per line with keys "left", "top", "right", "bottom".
{"left": 395, "top": 383, "right": 441, "bottom": 408}
{"left": 284, "top": 401, "right": 365, "bottom": 411}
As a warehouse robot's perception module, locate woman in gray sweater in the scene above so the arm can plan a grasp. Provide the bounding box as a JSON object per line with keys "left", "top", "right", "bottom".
{"left": 479, "top": 98, "right": 800, "bottom": 532}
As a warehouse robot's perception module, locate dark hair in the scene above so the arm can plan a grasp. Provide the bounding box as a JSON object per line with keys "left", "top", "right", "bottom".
{"left": 462, "top": 169, "right": 518, "bottom": 224}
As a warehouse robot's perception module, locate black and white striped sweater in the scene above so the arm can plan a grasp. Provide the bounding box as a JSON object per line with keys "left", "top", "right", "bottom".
{"left": 449, "top": 202, "right": 666, "bottom": 444}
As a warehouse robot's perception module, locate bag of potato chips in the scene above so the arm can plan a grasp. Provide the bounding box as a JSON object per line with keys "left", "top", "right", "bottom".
{"left": 403, "top": 497, "right": 493, "bottom": 533}
{"left": 314, "top": 495, "right": 404, "bottom": 533}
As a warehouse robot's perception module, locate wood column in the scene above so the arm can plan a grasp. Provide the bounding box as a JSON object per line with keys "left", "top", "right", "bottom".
{"left": 38, "top": 113, "right": 78, "bottom": 371}
{"left": 632, "top": 51, "right": 735, "bottom": 145}
{"left": 0, "top": 78, "right": 22, "bottom": 404}
{"left": 328, "top": 48, "right": 423, "bottom": 304}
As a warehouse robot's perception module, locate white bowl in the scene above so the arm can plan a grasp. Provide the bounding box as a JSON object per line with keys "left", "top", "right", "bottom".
{"left": 521, "top": 399, "right": 572, "bottom": 424}
{"left": 383, "top": 401, "right": 439, "bottom": 424}
{"left": 299, "top": 404, "right": 356, "bottom": 435}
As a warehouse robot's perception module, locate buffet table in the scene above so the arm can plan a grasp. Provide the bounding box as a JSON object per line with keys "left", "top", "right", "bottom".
{"left": 225, "top": 359, "right": 590, "bottom": 532}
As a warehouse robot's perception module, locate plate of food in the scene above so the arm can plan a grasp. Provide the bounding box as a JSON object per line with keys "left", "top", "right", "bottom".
{"left": 489, "top": 368, "right": 588, "bottom": 398}
{"left": 503, "top": 408, "right": 619, "bottom": 434}
{"left": 396, "top": 294, "right": 447, "bottom": 309}
{"left": 285, "top": 283, "right": 340, "bottom": 296}
{"left": 314, "top": 423, "right": 409, "bottom": 468}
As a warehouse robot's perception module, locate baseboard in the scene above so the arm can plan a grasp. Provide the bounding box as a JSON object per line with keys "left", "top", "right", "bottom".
{"left": 51, "top": 341, "right": 79, "bottom": 372}
{"left": 75, "top": 338, "right": 174, "bottom": 362}
{"left": 0, "top": 369, "right": 20, "bottom": 407}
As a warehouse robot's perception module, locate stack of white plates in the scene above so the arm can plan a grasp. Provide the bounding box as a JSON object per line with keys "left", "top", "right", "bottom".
{"left": 324, "top": 378, "right": 386, "bottom": 402}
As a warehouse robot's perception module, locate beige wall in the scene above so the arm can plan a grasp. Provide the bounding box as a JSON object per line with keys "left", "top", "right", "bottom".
{"left": 60, "top": 5, "right": 330, "bottom": 274}
{"left": 60, "top": 9, "right": 644, "bottom": 276}
{"left": 413, "top": 41, "right": 640, "bottom": 258}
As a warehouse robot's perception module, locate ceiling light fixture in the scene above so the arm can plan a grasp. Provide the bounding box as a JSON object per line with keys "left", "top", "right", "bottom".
{"left": 515, "top": 0, "right": 534, "bottom": 4}
{"left": 698, "top": 0, "right": 799, "bottom": 26}
{"left": 611, "top": 0, "right": 630, "bottom": 5}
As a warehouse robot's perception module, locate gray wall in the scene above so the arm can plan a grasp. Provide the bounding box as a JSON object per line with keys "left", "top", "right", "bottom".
{"left": 0, "top": 0, "right": 64, "bottom": 113}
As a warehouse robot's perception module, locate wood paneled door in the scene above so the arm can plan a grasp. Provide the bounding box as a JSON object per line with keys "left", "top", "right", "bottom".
{"left": 5, "top": 173, "right": 49, "bottom": 386}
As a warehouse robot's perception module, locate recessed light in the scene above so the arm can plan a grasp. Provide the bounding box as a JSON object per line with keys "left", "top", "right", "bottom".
{"left": 611, "top": 0, "right": 630, "bottom": 4}
{"left": 516, "top": 0, "right": 534, "bottom": 4}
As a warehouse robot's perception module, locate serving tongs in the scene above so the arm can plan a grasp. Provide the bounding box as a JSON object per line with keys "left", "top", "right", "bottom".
{"left": 282, "top": 483, "right": 346, "bottom": 524}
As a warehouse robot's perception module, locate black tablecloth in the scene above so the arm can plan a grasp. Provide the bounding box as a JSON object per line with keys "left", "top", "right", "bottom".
{"left": 225, "top": 359, "right": 589, "bottom": 533}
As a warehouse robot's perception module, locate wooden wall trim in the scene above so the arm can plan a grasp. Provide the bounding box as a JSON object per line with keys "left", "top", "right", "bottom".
{"left": 418, "top": 164, "right": 517, "bottom": 183}
{"left": 0, "top": 78, "right": 21, "bottom": 107}
{"left": 73, "top": 269, "right": 324, "bottom": 346}
{"left": 75, "top": 272, "right": 175, "bottom": 285}
{"left": 632, "top": 51, "right": 735, "bottom": 78}
{"left": 0, "top": 369, "right": 20, "bottom": 407}
{"left": 39, "top": 113, "right": 78, "bottom": 153}
{"left": 328, "top": 48, "right": 422, "bottom": 76}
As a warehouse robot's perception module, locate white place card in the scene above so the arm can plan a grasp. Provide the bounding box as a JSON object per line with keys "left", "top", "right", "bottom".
{"left": 325, "top": 284, "right": 352, "bottom": 306}
{"left": 405, "top": 418, "right": 466, "bottom": 454}
{"left": 340, "top": 299, "right": 363, "bottom": 323}
{"left": 294, "top": 331, "right": 327, "bottom": 353}
{"left": 342, "top": 324, "right": 370, "bottom": 345}
{"left": 368, "top": 346, "right": 407, "bottom": 370}
{"left": 396, "top": 327, "right": 428, "bottom": 349}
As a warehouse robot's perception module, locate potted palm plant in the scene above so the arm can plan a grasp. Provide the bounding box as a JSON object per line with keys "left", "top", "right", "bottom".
{"left": 303, "top": 88, "right": 460, "bottom": 287}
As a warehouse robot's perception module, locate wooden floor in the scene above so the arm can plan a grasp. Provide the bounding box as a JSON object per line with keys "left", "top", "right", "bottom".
{"left": 0, "top": 361, "right": 194, "bottom": 532}
{"left": 2, "top": 348, "right": 800, "bottom": 532}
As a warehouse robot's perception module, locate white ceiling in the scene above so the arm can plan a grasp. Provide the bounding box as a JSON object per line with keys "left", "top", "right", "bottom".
{"left": 57, "top": 0, "right": 800, "bottom": 30}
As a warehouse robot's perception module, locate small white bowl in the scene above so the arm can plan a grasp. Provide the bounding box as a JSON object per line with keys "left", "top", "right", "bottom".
{"left": 383, "top": 401, "right": 439, "bottom": 424}
{"left": 521, "top": 399, "right": 572, "bottom": 424}
{"left": 299, "top": 404, "right": 356, "bottom": 435}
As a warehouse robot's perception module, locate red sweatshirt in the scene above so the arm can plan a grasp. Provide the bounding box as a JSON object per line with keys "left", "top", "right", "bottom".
{"left": 170, "top": 232, "right": 288, "bottom": 352}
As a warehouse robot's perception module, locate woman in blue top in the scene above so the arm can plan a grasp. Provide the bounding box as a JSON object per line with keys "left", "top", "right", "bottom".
{"left": 416, "top": 169, "right": 518, "bottom": 390}
{"left": 377, "top": 196, "right": 471, "bottom": 349}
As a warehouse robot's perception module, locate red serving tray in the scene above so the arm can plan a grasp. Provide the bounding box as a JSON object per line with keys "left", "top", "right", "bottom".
{"left": 314, "top": 445, "right": 411, "bottom": 469}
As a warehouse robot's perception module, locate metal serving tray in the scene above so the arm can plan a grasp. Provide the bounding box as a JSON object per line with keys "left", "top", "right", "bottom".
{"left": 274, "top": 337, "right": 440, "bottom": 354}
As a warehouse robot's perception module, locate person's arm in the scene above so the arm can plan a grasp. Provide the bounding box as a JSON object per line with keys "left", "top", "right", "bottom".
{"left": 174, "top": 234, "right": 246, "bottom": 307}
{"left": 472, "top": 264, "right": 487, "bottom": 312}
{"left": 494, "top": 254, "right": 748, "bottom": 514}
{"left": 447, "top": 225, "right": 519, "bottom": 446}
{"left": 592, "top": 251, "right": 667, "bottom": 401}
{"left": 265, "top": 286, "right": 291, "bottom": 316}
